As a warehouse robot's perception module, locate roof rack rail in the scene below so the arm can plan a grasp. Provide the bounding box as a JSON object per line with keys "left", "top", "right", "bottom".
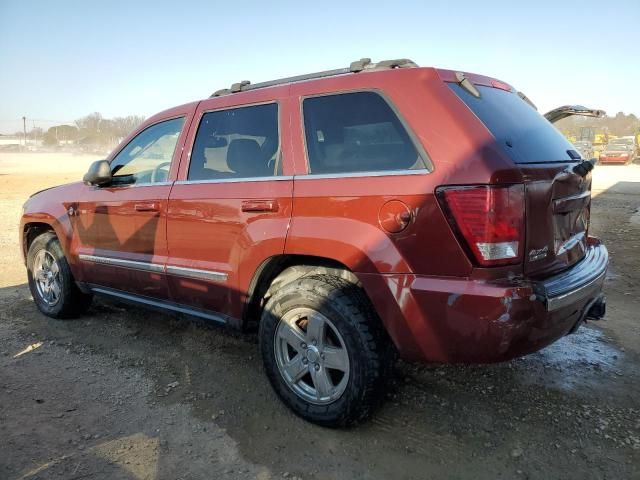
{"left": 210, "top": 58, "right": 418, "bottom": 97}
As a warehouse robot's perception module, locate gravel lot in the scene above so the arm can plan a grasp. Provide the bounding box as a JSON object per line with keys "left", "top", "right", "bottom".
{"left": 1, "top": 153, "right": 639, "bottom": 480}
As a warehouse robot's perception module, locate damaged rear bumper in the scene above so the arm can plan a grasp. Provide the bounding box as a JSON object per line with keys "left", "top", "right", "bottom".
{"left": 535, "top": 241, "right": 608, "bottom": 313}
{"left": 358, "top": 240, "right": 609, "bottom": 364}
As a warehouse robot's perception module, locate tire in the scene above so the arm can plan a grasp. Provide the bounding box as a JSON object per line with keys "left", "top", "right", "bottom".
{"left": 26, "top": 232, "right": 92, "bottom": 318}
{"left": 259, "top": 274, "right": 394, "bottom": 427}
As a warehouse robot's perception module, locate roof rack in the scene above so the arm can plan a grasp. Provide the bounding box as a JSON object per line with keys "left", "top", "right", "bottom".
{"left": 210, "top": 58, "right": 418, "bottom": 97}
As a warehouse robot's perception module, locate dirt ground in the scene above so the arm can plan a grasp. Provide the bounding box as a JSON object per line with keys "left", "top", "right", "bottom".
{"left": 1, "top": 152, "right": 639, "bottom": 480}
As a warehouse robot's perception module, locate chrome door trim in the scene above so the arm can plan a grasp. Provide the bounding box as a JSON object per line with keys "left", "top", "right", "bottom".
{"left": 174, "top": 175, "right": 293, "bottom": 186}
{"left": 89, "top": 181, "right": 173, "bottom": 191}
{"left": 78, "top": 254, "right": 165, "bottom": 273}
{"left": 293, "top": 168, "right": 429, "bottom": 180}
{"left": 165, "top": 265, "right": 228, "bottom": 283}
{"left": 79, "top": 254, "right": 228, "bottom": 283}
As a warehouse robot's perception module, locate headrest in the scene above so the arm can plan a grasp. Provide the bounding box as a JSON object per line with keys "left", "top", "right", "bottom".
{"left": 227, "top": 139, "right": 262, "bottom": 177}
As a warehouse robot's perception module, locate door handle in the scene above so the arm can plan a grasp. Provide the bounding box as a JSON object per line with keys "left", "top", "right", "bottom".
{"left": 134, "top": 202, "right": 160, "bottom": 212}
{"left": 241, "top": 200, "right": 279, "bottom": 212}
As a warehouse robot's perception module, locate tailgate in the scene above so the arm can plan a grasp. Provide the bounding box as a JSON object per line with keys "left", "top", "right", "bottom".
{"left": 447, "top": 78, "right": 593, "bottom": 276}
{"left": 521, "top": 164, "right": 591, "bottom": 276}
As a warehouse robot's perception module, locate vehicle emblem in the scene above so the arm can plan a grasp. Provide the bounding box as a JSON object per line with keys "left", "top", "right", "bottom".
{"left": 528, "top": 245, "right": 549, "bottom": 262}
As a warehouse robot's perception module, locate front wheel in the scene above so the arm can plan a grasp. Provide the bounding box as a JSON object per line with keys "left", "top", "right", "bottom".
{"left": 26, "top": 232, "right": 92, "bottom": 318}
{"left": 259, "top": 274, "right": 394, "bottom": 427}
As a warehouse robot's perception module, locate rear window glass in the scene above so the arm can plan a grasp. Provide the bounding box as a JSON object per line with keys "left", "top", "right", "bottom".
{"left": 449, "top": 84, "right": 578, "bottom": 164}
{"left": 611, "top": 138, "right": 634, "bottom": 145}
{"left": 302, "top": 92, "right": 426, "bottom": 174}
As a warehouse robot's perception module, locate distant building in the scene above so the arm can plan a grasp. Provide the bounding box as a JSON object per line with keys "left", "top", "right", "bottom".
{"left": 0, "top": 135, "right": 22, "bottom": 147}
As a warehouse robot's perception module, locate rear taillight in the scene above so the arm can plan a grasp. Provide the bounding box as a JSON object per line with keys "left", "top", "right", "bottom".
{"left": 438, "top": 184, "right": 525, "bottom": 267}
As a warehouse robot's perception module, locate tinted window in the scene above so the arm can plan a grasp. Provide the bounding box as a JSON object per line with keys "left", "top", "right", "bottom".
{"left": 449, "top": 84, "right": 578, "bottom": 164}
{"left": 110, "top": 117, "right": 184, "bottom": 184}
{"left": 303, "top": 92, "right": 425, "bottom": 174}
{"left": 188, "top": 103, "right": 279, "bottom": 180}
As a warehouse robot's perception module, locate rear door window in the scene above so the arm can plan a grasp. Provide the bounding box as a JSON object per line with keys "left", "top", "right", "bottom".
{"left": 188, "top": 103, "right": 279, "bottom": 181}
{"left": 449, "top": 84, "right": 578, "bottom": 164}
{"left": 302, "top": 92, "right": 426, "bottom": 174}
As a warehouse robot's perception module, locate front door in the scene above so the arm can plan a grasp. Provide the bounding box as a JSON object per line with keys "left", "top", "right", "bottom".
{"left": 166, "top": 90, "right": 294, "bottom": 321}
{"left": 75, "top": 114, "right": 189, "bottom": 299}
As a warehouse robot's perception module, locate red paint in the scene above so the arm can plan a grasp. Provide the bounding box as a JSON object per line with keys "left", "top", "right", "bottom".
{"left": 20, "top": 66, "right": 608, "bottom": 364}
{"left": 378, "top": 200, "right": 412, "bottom": 234}
{"left": 599, "top": 153, "right": 632, "bottom": 165}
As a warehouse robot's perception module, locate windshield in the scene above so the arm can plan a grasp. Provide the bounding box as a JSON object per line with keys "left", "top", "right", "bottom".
{"left": 607, "top": 145, "right": 632, "bottom": 151}
{"left": 611, "top": 139, "right": 634, "bottom": 146}
{"left": 449, "top": 84, "right": 578, "bottom": 164}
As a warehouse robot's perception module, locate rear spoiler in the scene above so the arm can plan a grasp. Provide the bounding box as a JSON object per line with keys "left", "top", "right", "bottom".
{"left": 543, "top": 105, "right": 606, "bottom": 124}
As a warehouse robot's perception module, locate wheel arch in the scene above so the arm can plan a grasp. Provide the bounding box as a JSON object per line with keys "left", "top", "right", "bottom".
{"left": 242, "top": 254, "right": 362, "bottom": 330}
{"left": 22, "top": 221, "right": 57, "bottom": 261}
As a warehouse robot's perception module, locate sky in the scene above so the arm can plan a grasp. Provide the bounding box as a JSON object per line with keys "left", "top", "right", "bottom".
{"left": 1, "top": 0, "right": 639, "bottom": 134}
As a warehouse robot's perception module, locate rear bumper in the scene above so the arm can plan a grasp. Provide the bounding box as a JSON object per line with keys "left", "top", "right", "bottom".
{"left": 599, "top": 156, "right": 630, "bottom": 164}
{"left": 534, "top": 241, "right": 608, "bottom": 312}
{"left": 358, "top": 240, "right": 609, "bottom": 364}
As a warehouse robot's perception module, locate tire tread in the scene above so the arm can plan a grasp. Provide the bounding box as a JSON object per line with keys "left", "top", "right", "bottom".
{"left": 259, "top": 273, "right": 394, "bottom": 427}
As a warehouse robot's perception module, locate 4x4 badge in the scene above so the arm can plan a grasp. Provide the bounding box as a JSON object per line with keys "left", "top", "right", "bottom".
{"left": 529, "top": 246, "right": 549, "bottom": 262}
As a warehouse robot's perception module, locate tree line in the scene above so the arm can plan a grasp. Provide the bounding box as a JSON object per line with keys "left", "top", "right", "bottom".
{"left": 21, "top": 112, "right": 146, "bottom": 148}
{"left": 16, "top": 110, "right": 640, "bottom": 148}
{"left": 556, "top": 111, "right": 640, "bottom": 139}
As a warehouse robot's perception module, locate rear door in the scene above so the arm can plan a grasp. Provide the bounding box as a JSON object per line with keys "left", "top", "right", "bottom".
{"left": 449, "top": 83, "right": 593, "bottom": 276}
{"left": 165, "top": 88, "right": 293, "bottom": 320}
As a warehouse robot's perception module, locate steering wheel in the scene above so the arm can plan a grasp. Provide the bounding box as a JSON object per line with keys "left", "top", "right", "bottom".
{"left": 150, "top": 162, "right": 172, "bottom": 183}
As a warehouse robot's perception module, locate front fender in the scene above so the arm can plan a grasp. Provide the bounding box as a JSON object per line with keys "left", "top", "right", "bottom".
{"left": 20, "top": 182, "right": 83, "bottom": 268}
{"left": 20, "top": 210, "right": 72, "bottom": 260}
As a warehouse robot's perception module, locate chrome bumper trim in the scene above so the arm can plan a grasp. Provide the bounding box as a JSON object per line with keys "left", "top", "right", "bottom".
{"left": 537, "top": 243, "right": 609, "bottom": 312}
{"left": 545, "top": 268, "right": 607, "bottom": 312}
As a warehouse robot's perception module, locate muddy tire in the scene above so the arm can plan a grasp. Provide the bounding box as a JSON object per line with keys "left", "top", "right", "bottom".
{"left": 26, "top": 232, "right": 92, "bottom": 318}
{"left": 259, "top": 274, "right": 394, "bottom": 427}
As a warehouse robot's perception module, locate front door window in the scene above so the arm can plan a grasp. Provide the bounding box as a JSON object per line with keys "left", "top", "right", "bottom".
{"left": 109, "top": 117, "right": 184, "bottom": 185}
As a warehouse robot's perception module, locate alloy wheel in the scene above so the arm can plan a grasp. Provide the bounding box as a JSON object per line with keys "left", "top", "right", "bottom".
{"left": 274, "top": 307, "right": 350, "bottom": 404}
{"left": 33, "top": 249, "right": 61, "bottom": 306}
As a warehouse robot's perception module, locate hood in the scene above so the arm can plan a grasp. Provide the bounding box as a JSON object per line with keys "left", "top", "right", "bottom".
{"left": 29, "top": 181, "right": 83, "bottom": 199}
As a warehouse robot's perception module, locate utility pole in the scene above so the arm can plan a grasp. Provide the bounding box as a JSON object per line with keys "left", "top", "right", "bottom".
{"left": 22, "top": 116, "right": 27, "bottom": 148}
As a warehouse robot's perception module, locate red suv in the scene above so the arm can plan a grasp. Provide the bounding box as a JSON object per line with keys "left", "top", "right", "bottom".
{"left": 21, "top": 58, "right": 608, "bottom": 426}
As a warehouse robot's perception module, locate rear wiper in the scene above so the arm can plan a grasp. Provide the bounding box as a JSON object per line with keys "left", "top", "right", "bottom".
{"left": 573, "top": 159, "right": 596, "bottom": 178}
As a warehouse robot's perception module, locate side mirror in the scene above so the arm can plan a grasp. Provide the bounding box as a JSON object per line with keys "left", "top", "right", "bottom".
{"left": 83, "top": 160, "right": 111, "bottom": 186}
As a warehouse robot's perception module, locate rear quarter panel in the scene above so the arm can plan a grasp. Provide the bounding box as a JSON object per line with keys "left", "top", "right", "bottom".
{"left": 286, "top": 67, "right": 522, "bottom": 276}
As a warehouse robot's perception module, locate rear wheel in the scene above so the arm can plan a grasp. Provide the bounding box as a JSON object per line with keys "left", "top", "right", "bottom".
{"left": 259, "top": 274, "right": 394, "bottom": 427}
{"left": 27, "top": 232, "right": 92, "bottom": 318}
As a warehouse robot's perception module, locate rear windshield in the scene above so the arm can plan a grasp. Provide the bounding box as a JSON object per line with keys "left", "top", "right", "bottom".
{"left": 449, "top": 84, "right": 578, "bottom": 164}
